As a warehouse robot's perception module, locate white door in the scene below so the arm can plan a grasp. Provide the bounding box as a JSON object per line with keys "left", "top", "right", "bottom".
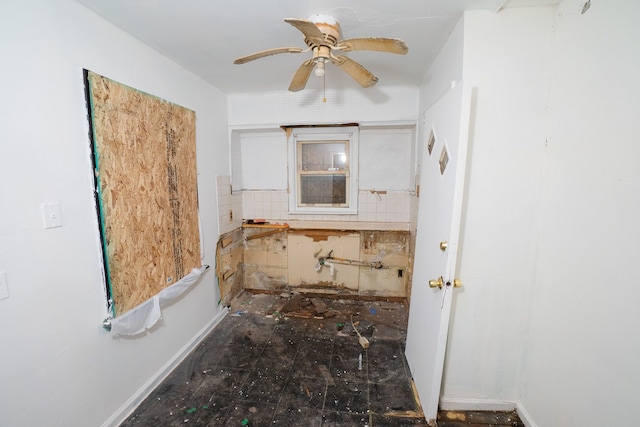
{"left": 405, "top": 82, "right": 472, "bottom": 425}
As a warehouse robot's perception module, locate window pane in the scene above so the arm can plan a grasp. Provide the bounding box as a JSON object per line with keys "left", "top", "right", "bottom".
{"left": 300, "top": 175, "right": 346, "bottom": 205}
{"left": 300, "top": 142, "right": 347, "bottom": 171}
{"left": 289, "top": 126, "right": 358, "bottom": 214}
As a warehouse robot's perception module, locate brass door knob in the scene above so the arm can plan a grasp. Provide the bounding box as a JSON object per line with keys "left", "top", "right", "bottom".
{"left": 429, "top": 276, "right": 443, "bottom": 288}
{"left": 439, "top": 241, "right": 448, "bottom": 251}
{"left": 454, "top": 279, "right": 462, "bottom": 288}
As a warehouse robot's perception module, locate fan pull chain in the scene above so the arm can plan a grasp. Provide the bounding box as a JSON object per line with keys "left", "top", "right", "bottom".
{"left": 323, "top": 71, "right": 326, "bottom": 103}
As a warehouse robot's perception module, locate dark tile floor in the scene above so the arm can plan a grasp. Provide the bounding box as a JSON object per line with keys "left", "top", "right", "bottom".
{"left": 120, "top": 292, "right": 524, "bottom": 426}
{"left": 121, "top": 292, "right": 428, "bottom": 426}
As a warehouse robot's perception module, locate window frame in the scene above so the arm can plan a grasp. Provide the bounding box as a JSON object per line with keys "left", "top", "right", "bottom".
{"left": 288, "top": 126, "right": 359, "bottom": 214}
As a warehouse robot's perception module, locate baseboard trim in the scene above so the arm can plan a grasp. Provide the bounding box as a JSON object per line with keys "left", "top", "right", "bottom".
{"left": 516, "top": 401, "right": 538, "bottom": 427}
{"left": 439, "top": 397, "right": 517, "bottom": 411}
{"left": 101, "top": 309, "right": 227, "bottom": 427}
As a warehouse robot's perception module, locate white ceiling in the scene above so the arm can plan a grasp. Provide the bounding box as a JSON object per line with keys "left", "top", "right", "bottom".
{"left": 75, "top": 0, "right": 560, "bottom": 94}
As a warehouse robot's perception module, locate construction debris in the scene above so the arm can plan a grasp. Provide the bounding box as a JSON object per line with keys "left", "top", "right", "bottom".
{"left": 351, "top": 314, "right": 370, "bottom": 349}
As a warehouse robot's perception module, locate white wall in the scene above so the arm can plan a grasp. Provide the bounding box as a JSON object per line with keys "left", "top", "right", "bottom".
{"left": 439, "top": 7, "right": 553, "bottom": 405}
{"left": 359, "top": 126, "right": 415, "bottom": 191}
{"left": 228, "top": 86, "right": 418, "bottom": 127}
{"left": 521, "top": 1, "right": 640, "bottom": 425}
{"left": 418, "top": 15, "right": 464, "bottom": 114}
{"left": 238, "top": 129, "right": 288, "bottom": 190}
{"left": 0, "top": 1, "right": 228, "bottom": 426}
{"left": 229, "top": 88, "right": 418, "bottom": 228}
{"left": 234, "top": 127, "right": 415, "bottom": 193}
{"left": 426, "top": 2, "right": 640, "bottom": 425}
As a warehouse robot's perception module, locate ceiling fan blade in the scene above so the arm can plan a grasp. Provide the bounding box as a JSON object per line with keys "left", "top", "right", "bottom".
{"left": 234, "top": 47, "right": 304, "bottom": 64}
{"left": 289, "top": 59, "right": 316, "bottom": 92}
{"left": 336, "top": 38, "right": 408, "bottom": 55}
{"left": 284, "top": 18, "right": 325, "bottom": 45}
{"left": 331, "top": 54, "right": 378, "bottom": 88}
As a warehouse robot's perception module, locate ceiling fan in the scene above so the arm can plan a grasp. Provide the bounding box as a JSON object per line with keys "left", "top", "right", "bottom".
{"left": 233, "top": 14, "right": 409, "bottom": 92}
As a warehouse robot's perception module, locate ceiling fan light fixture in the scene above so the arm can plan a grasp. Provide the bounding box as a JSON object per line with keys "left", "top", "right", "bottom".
{"left": 314, "top": 60, "right": 325, "bottom": 78}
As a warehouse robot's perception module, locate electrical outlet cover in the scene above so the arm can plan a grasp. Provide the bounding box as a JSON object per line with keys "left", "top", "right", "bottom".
{"left": 42, "top": 202, "right": 63, "bottom": 229}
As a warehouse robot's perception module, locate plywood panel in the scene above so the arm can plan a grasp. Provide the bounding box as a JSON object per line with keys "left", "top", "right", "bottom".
{"left": 87, "top": 71, "right": 200, "bottom": 315}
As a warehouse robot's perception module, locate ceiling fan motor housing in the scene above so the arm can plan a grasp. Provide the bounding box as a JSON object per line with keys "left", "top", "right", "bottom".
{"left": 307, "top": 14, "right": 341, "bottom": 46}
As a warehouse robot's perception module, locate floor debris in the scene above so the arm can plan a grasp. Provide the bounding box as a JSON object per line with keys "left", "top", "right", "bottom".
{"left": 122, "top": 292, "right": 524, "bottom": 425}
{"left": 437, "top": 410, "right": 524, "bottom": 426}
{"left": 351, "top": 315, "right": 370, "bottom": 349}
{"left": 120, "top": 291, "right": 423, "bottom": 426}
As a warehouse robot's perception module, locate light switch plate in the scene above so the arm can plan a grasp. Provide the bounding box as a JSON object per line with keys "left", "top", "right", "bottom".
{"left": 0, "top": 271, "right": 8, "bottom": 300}
{"left": 42, "top": 202, "right": 63, "bottom": 229}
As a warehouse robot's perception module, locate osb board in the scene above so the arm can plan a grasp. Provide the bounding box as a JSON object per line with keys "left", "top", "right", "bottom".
{"left": 87, "top": 71, "right": 200, "bottom": 316}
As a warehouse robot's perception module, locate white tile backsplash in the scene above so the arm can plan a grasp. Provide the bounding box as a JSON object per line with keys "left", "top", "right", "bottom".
{"left": 216, "top": 175, "right": 242, "bottom": 234}
{"left": 236, "top": 189, "right": 412, "bottom": 226}
{"left": 215, "top": 184, "right": 414, "bottom": 232}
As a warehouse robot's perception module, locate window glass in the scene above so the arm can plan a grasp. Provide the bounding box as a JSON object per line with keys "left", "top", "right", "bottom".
{"left": 288, "top": 127, "right": 358, "bottom": 214}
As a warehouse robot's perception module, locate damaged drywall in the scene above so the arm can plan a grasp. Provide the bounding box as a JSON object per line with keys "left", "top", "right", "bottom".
{"left": 360, "top": 231, "right": 408, "bottom": 297}
{"left": 243, "top": 225, "right": 289, "bottom": 290}
{"left": 288, "top": 231, "right": 361, "bottom": 293}
{"left": 215, "top": 228, "right": 244, "bottom": 305}
{"left": 242, "top": 227, "right": 411, "bottom": 297}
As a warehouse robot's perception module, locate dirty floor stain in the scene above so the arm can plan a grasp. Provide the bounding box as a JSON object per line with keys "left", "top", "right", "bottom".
{"left": 120, "top": 292, "right": 523, "bottom": 426}
{"left": 437, "top": 409, "right": 524, "bottom": 426}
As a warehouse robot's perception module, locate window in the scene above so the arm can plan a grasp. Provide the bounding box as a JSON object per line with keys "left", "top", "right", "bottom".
{"left": 288, "top": 126, "right": 359, "bottom": 214}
